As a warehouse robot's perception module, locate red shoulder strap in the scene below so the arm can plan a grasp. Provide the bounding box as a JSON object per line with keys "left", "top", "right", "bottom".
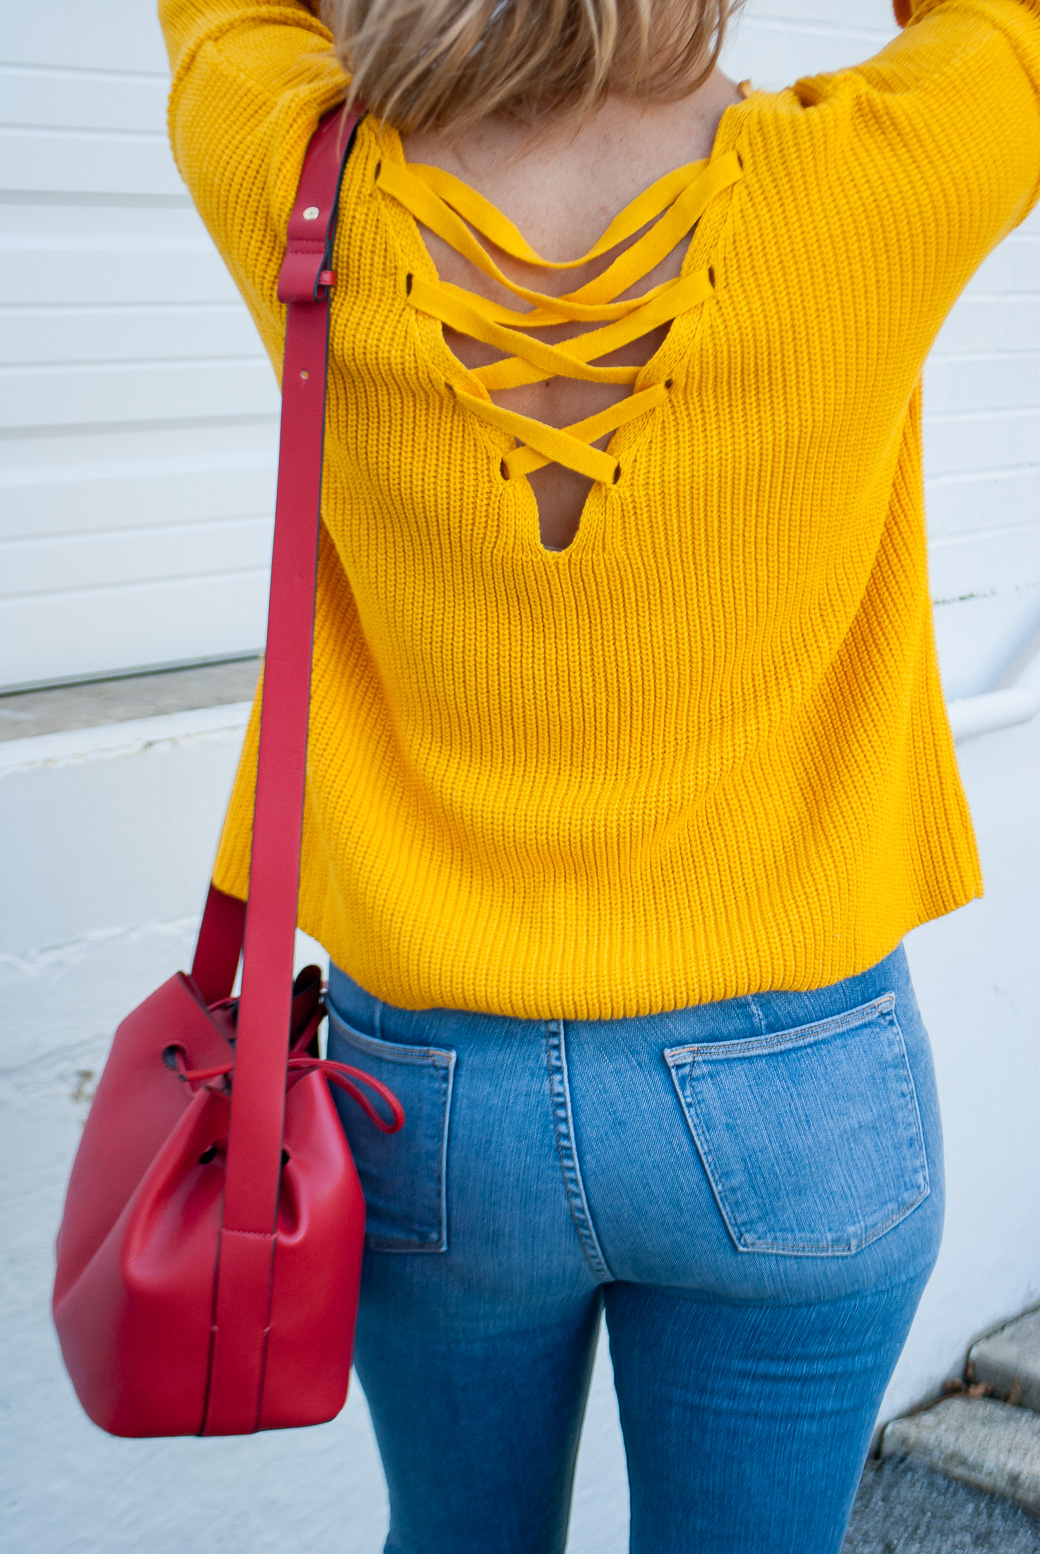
{"left": 197, "top": 105, "right": 363, "bottom": 1436}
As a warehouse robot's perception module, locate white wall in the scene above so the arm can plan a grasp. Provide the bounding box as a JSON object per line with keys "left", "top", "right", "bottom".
{"left": 3, "top": 0, "right": 1038, "bottom": 693}
{"left": 1, "top": 3, "right": 279, "bottom": 689}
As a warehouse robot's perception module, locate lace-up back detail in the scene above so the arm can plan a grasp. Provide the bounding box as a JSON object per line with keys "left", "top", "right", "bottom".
{"left": 171, "top": 0, "right": 1025, "bottom": 1016}
{"left": 374, "top": 145, "right": 745, "bottom": 495}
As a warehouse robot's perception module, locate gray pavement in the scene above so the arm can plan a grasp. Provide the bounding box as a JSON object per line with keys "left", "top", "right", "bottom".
{"left": 843, "top": 1456, "right": 1040, "bottom": 1553}
{"left": 971, "top": 1308, "right": 1040, "bottom": 1414}
{"left": 0, "top": 657, "right": 260, "bottom": 740}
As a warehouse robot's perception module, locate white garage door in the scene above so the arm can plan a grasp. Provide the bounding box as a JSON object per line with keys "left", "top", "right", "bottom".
{"left": 1, "top": 1, "right": 279, "bottom": 691}
{"left": 2, "top": 1, "right": 1037, "bottom": 694}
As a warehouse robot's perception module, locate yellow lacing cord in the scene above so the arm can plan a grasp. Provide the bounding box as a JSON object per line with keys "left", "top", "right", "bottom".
{"left": 377, "top": 148, "right": 745, "bottom": 481}
{"left": 404, "top": 158, "right": 714, "bottom": 269}
{"left": 409, "top": 270, "right": 715, "bottom": 390}
{"left": 378, "top": 152, "right": 742, "bottom": 319}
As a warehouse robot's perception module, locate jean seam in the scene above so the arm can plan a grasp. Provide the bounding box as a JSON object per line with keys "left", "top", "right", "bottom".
{"left": 326, "top": 1005, "right": 455, "bottom": 1254}
{"left": 326, "top": 1006, "right": 453, "bottom": 1066}
{"left": 746, "top": 994, "right": 766, "bottom": 1034}
{"left": 545, "top": 1019, "right": 612, "bottom": 1282}
{"left": 663, "top": 992, "right": 898, "bottom": 1063}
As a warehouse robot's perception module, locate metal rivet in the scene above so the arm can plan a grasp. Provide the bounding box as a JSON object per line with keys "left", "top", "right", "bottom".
{"left": 302, "top": 205, "right": 320, "bottom": 221}
{"left": 300, "top": 370, "right": 309, "bottom": 380}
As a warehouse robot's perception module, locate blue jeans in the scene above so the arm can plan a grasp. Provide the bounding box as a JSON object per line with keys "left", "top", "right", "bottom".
{"left": 326, "top": 943, "right": 944, "bottom": 1554}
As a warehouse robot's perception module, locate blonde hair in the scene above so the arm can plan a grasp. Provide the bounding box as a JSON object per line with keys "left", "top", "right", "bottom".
{"left": 321, "top": 0, "right": 746, "bottom": 135}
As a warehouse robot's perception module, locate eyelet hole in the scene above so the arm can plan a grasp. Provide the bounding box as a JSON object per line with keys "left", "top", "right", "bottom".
{"left": 404, "top": 272, "right": 413, "bottom": 295}
{"left": 374, "top": 160, "right": 382, "bottom": 181}
{"left": 736, "top": 152, "right": 744, "bottom": 169}
{"left": 612, "top": 462, "right": 622, "bottom": 485}
{"left": 708, "top": 266, "right": 716, "bottom": 288}
{"left": 500, "top": 458, "right": 510, "bottom": 481}
{"left": 664, "top": 377, "right": 674, "bottom": 390}
{"left": 198, "top": 1144, "right": 219, "bottom": 1165}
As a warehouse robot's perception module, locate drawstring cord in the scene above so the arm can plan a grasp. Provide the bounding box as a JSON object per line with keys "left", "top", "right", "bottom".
{"left": 167, "top": 994, "right": 406, "bottom": 1135}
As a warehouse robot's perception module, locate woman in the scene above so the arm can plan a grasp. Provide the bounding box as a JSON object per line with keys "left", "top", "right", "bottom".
{"left": 159, "top": 1, "right": 1040, "bottom": 1549}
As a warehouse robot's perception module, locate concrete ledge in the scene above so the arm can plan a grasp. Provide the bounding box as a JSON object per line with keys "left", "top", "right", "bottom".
{"left": 0, "top": 708, "right": 249, "bottom": 959}
{"left": 971, "top": 1307, "right": 1040, "bottom": 1412}
{"left": 0, "top": 703, "right": 252, "bottom": 775}
{"left": 947, "top": 686, "right": 1040, "bottom": 743}
{"left": 881, "top": 1398, "right": 1040, "bottom": 1516}
{"left": 0, "top": 658, "right": 260, "bottom": 740}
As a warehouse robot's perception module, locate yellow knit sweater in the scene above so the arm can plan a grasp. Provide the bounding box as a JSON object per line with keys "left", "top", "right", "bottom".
{"left": 160, "top": 0, "right": 1040, "bottom": 1019}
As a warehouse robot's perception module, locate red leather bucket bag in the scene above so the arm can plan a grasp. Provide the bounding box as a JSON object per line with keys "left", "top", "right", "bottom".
{"left": 51, "top": 107, "right": 403, "bottom": 1439}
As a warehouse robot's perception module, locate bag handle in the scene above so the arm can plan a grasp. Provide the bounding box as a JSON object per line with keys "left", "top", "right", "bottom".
{"left": 199, "top": 105, "right": 363, "bottom": 1436}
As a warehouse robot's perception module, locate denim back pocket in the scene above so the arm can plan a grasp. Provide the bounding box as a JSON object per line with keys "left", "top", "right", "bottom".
{"left": 664, "top": 993, "right": 929, "bottom": 1256}
{"left": 326, "top": 1006, "right": 456, "bottom": 1253}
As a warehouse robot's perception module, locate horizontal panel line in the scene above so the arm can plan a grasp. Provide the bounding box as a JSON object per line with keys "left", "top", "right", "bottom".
{"left": 1, "top": 514, "right": 273, "bottom": 545}
{"left": 0, "top": 413, "right": 278, "bottom": 440}
{"left": 0, "top": 651, "right": 260, "bottom": 698}
{"left": 0, "top": 364, "right": 267, "bottom": 375}
{"left": 953, "top": 291, "right": 1040, "bottom": 302}
{"left": 0, "top": 191, "right": 191, "bottom": 209}
{"left": 929, "top": 521, "right": 1040, "bottom": 548}
{"left": 929, "top": 464, "right": 1040, "bottom": 484}
{"left": 0, "top": 650, "right": 260, "bottom": 698}
{"left": 0, "top": 62, "right": 169, "bottom": 84}
{"left": 0, "top": 235, "right": 212, "bottom": 252}
{"left": 0, "top": 459, "right": 276, "bottom": 488}
{"left": 0, "top": 303, "right": 248, "bottom": 317}
{"left": 928, "top": 349, "right": 1040, "bottom": 363}
{"left": 0, "top": 122, "right": 167, "bottom": 143}
{"left": 923, "top": 407, "right": 1039, "bottom": 424}
{"left": 3, "top": 567, "right": 270, "bottom": 605}
{"left": 0, "top": 355, "right": 268, "bottom": 372}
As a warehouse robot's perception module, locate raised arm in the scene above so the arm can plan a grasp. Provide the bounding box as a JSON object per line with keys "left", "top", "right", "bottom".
{"left": 886, "top": 0, "right": 1040, "bottom": 230}
{"left": 158, "top": 1, "right": 347, "bottom": 338}
{"left": 782, "top": 0, "right": 1040, "bottom": 363}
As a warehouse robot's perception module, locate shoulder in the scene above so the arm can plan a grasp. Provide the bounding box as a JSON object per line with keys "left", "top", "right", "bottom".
{"left": 161, "top": 1, "right": 349, "bottom": 340}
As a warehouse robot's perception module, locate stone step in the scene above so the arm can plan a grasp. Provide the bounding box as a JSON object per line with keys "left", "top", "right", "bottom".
{"left": 880, "top": 1397, "right": 1040, "bottom": 1517}
{"left": 970, "top": 1306, "right": 1040, "bottom": 1412}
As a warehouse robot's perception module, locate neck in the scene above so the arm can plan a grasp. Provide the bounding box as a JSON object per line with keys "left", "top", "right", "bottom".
{"left": 403, "top": 69, "right": 744, "bottom": 184}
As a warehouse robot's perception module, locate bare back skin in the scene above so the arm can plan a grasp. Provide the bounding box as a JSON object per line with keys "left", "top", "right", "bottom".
{"left": 403, "top": 69, "right": 747, "bottom": 552}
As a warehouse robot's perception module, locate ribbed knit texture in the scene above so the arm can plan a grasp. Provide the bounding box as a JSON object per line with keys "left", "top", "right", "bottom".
{"left": 160, "top": 0, "right": 1040, "bottom": 1019}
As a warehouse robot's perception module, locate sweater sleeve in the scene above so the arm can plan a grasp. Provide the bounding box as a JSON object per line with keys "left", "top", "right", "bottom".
{"left": 785, "top": 1, "right": 1040, "bottom": 354}
{"left": 158, "top": 1, "right": 348, "bottom": 353}
{"left": 889, "top": 0, "right": 1040, "bottom": 224}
